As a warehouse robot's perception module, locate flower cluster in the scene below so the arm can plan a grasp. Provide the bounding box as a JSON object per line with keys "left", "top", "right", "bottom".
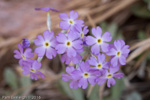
{"left": 14, "top": 8, "right": 130, "bottom": 89}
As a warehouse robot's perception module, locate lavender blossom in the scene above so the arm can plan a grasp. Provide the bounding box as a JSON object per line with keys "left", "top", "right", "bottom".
{"left": 61, "top": 53, "right": 82, "bottom": 65}
{"left": 22, "top": 38, "right": 30, "bottom": 48}
{"left": 86, "top": 26, "right": 112, "bottom": 54}
{"left": 96, "top": 66, "right": 124, "bottom": 88}
{"left": 107, "top": 39, "right": 130, "bottom": 67}
{"left": 59, "top": 10, "right": 84, "bottom": 31}
{"left": 76, "top": 26, "right": 89, "bottom": 40}
{"left": 55, "top": 31, "right": 83, "bottom": 58}
{"left": 35, "top": 7, "right": 59, "bottom": 12}
{"left": 88, "top": 53, "right": 109, "bottom": 75}
{"left": 72, "top": 61, "right": 97, "bottom": 89}
{"left": 22, "top": 60, "right": 45, "bottom": 80}
{"left": 14, "top": 44, "right": 34, "bottom": 66}
{"left": 62, "top": 66, "right": 79, "bottom": 89}
{"left": 34, "top": 30, "right": 57, "bottom": 59}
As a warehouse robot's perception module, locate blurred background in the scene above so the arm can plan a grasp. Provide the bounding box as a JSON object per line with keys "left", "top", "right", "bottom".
{"left": 0, "top": 0, "right": 150, "bottom": 100}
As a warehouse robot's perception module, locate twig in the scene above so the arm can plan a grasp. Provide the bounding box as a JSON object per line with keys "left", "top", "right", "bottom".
{"left": 99, "top": 82, "right": 106, "bottom": 100}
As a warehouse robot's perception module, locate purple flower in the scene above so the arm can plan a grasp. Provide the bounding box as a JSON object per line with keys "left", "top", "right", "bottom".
{"left": 59, "top": 10, "right": 84, "bottom": 31}
{"left": 62, "top": 66, "right": 79, "bottom": 89}
{"left": 22, "top": 38, "right": 30, "bottom": 48}
{"left": 88, "top": 53, "right": 109, "bottom": 75}
{"left": 34, "top": 30, "right": 57, "bottom": 59}
{"left": 76, "top": 26, "right": 89, "bottom": 40}
{"left": 86, "top": 26, "right": 112, "bottom": 54}
{"left": 96, "top": 66, "right": 124, "bottom": 88}
{"left": 61, "top": 53, "right": 82, "bottom": 65}
{"left": 55, "top": 31, "right": 83, "bottom": 57}
{"left": 72, "top": 61, "right": 97, "bottom": 89}
{"left": 107, "top": 39, "right": 130, "bottom": 67}
{"left": 14, "top": 44, "right": 34, "bottom": 66}
{"left": 22, "top": 60, "right": 45, "bottom": 80}
{"left": 35, "top": 7, "right": 59, "bottom": 12}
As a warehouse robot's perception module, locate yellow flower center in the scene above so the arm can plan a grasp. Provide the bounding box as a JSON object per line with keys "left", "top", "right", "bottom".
{"left": 97, "top": 64, "right": 102, "bottom": 69}
{"left": 107, "top": 74, "right": 113, "bottom": 78}
{"left": 80, "top": 33, "right": 84, "bottom": 38}
{"left": 83, "top": 72, "right": 89, "bottom": 78}
{"left": 69, "top": 20, "right": 74, "bottom": 25}
{"left": 22, "top": 55, "right": 26, "bottom": 60}
{"left": 30, "top": 69, "right": 35, "bottom": 73}
{"left": 97, "top": 38, "right": 102, "bottom": 44}
{"left": 66, "top": 41, "right": 71, "bottom": 47}
{"left": 45, "top": 42, "right": 49, "bottom": 47}
{"left": 117, "top": 51, "right": 121, "bottom": 56}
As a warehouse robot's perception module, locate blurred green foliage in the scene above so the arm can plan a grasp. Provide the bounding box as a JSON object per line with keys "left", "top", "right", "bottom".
{"left": 88, "top": 85, "right": 99, "bottom": 100}
{"left": 100, "top": 22, "right": 124, "bottom": 42}
{"left": 104, "top": 78, "right": 125, "bottom": 100}
{"left": 131, "top": 3, "right": 150, "bottom": 18}
{"left": 126, "top": 91, "right": 142, "bottom": 100}
{"left": 58, "top": 79, "right": 85, "bottom": 100}
{"left": 3, "top": 68, "right": 32, "bottom": 100}
{"left": 137, "top": 30, "right": 150, "bottom": 60}
{"left": 4, "top": 68, "right": 18, "bottom": 90}
{"left": 144, "top": 0, "right": 150, "bottom": 10}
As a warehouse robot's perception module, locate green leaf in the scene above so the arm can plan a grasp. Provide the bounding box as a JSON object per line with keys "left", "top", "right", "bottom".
{"left": 107, "top": 23, "right": 118, "bottom": 38}
{"left": 104, "top": 78, "right": 125, "bottom": 100}
{"left": 147, "top": 51, "right": 150, "bottom": 60}
{"left": 131, "top": 3, "right": 150, "bottom": 18}
{"left": 58, "top": 80, "right": 85, "bottom": 100}
{"left": 72, "top": 88, "right": 85, "bottom": 100}
{"left": 144, "top": 0, "right": 150, "bottom": 10}
{"left": 111, "top": 78, "right": 125, "bottom": 100}
{"left": 88, "top": 85, "right": 99, "bottom": 100}
{"left": 126, "top": 91, "right": 142, "bottom": 100}
{"left": 138, "top": 30, "right": 146, "bottom": 40}
{"left": 100, "top": 22, "right": 108, "bottom": 32}
{"left": 20, "top": 76, "right": 32, "bottom": 87}
{"left": 4, "top": 68, "right": 18, "bottom": 90}
{"left": 58, "top": 80, "right": 73, "bottom": 98}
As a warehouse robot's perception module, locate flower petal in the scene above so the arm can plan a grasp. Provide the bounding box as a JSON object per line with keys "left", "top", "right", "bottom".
{"left": 55, "top": 44, "right": 66, "bottom": 54}
{"left": 34, "top": 46, "right": 46, "bottom": 57}
{"left": 36, "top": 71, "right": 45, "bottom": 79}
{"left": 43, "top": 30, "right": 54, "bottom": 41}
{"left": 107, "top": 78, "right": 116, "bottom": 88}
{"left": 32, "top": 61, "right": 41, "bottom": 70}
{"left": 67, "top": 47, "right": 77, "bottom": 57}
{"left": 18, "top": 44, "right": 23, "bottom": 54}
{"left": 69, "top": 80, "right": 79, "bottom": 89}
{"left": 46, "top": 47, "right": 57, "bottom": 59}
{"left": 91, "top": 44, "right": 100, "bottom": 55}
{"left": 72, "top": 40, "right": 83, "bottom": 49}
{"left": 96, "top": 76, "right": 107, "bottom": 85}
{"left": 86, "top": 36, "right": 96, "bottom": 46}
{"left": 102, "top": 32, "right": 112, "bottom": 42}
{"left": 34, "top": 35, "right": 45, "bottom": 46}
{"left": 24, "top": 48, "right": 34, "bottom": 58}
{"left": 14, "top": 50, "right": 22, "bottom": 59}
{"left": 69, "top": 10, "right": 78, "bottom": 20}
{"left": 56, "top": 33, "right": 67, "bottom": 43}
{"left": 92, "top": 26, "right": 102, "bottom": 38}
{"left": 119, "top": 56, "right": 126, "bottom": 65}
{"left": 88, "top": 56, "right": 97, "bottom": 66}
{"left": 59, "top": 13, "right": 69, "bottom": 20}
{"left": 88, "top": 76, "right": 96, "bottom": 85}
{"left": 111, "top": 57, "right": 118, "bottom": 67}
{"left": 113, "top": 72, "right": 124, "bottom": 79}
{"left": 59, "top": 21, "right": 70, "bottom": 30}
{"left": 101, "top": 42, "right": 109, "bottom": 53}
{"left": 78, "top": 78, "right": 88, "bottom": 89}
{"left": 98, "top": 53, "right": 105, "bottom": 63}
